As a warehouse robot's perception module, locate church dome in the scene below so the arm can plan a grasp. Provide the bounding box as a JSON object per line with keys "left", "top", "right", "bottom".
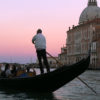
{"left": 79, "top": 0, "right": 100, "bottom": 24}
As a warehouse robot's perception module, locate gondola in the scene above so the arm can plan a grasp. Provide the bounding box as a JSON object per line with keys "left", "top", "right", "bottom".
{"left": 0, "top": 55, "right": 90, "bottom": 93}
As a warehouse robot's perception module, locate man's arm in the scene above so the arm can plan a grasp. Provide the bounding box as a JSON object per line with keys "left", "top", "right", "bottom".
{"left": 32, "top": 36, "right": 36, "bottom": 44}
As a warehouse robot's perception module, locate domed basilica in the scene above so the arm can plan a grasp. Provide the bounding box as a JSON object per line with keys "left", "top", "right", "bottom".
{"left": 59, "top": 0, "right": 100, "bottom": 69}
{"left": 79, "top": 0, "right": 100, "bottom": 24}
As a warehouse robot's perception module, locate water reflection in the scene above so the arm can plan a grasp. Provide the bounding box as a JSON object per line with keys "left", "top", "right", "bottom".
{"left": 0, "top": 88, "right": 60, "bottom": 100}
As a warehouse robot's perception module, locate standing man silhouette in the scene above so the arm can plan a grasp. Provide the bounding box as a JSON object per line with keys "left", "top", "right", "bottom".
{"left": 32, "top": 29, "right": 50, "bottom": 74}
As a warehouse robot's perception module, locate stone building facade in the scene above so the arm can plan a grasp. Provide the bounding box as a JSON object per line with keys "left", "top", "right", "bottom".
{"left": 58, "top": 47, "right": 67, "bottom": 65}
{"left": 59, "top": 0, "right": 100, "bottom": 69}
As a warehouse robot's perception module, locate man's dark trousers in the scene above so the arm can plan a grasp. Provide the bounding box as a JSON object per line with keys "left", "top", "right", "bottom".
{"left": 36, "top": 49, "right": 50, "bottom": 74}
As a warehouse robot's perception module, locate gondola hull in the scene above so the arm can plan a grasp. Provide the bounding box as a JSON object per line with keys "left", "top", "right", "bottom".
{"left": 0, "top": 56, "right": 90, "bottom": 92}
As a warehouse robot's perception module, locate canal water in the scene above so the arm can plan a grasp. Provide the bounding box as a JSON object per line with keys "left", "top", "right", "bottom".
{"left": 0, "top": 70, "right": 100, "bottom": 100}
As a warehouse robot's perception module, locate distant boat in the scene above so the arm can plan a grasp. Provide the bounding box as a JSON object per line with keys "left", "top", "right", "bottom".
{"left": 0, "top": 55, "right": 90, "bottom": 93}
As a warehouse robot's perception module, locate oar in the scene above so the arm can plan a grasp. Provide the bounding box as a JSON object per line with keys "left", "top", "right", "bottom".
{"left": 46, "top": 52, "right": 97, "bottom": 95}
{"left": 46, "top": 52, "right": 63, "bottom": 65}
{"left": 77, "top": 77, "right": 97, "bottom": 95}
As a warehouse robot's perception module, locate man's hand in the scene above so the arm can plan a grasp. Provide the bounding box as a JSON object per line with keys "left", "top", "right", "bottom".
{"left": 33, "top": 41, "right": 35, "bottom": 44}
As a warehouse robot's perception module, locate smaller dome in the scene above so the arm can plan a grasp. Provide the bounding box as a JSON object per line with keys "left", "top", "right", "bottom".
{"left": 79, "top": 6, "right": 100, "bottom": 24}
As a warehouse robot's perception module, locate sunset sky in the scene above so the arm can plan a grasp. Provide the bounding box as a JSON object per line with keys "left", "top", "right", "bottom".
{"left": 0, "top": 0, "right": 100, "bottom": 64}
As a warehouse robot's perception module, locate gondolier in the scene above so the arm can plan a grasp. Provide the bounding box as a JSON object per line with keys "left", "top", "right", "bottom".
{"left": 32, "top": 29, "right": 50, "bottom": 74}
